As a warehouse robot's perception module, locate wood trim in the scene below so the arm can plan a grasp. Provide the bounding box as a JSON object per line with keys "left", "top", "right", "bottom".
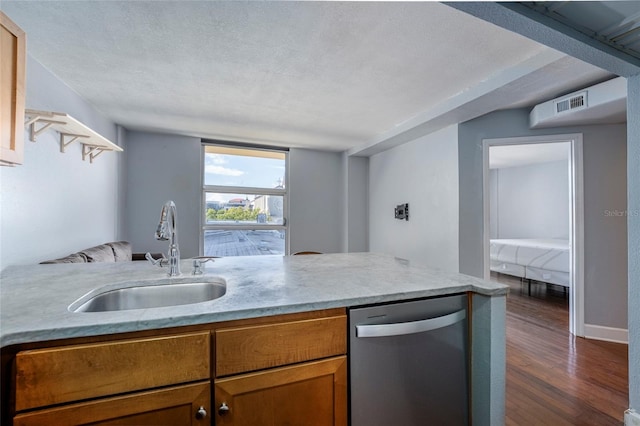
{"left": 0, "top": 11, "right": 26, "bottom": 165}
{"left": 583, "top": 323, "right": 629, "bottom": 344}
{"left": 13, "top": 382, "right": 210, "bottom": 426}
{"left": 14, "top": 332, "right": 210, "bottom": 411}
{"left": 215, "top": 315, "right": 347, "bottom": 377}
{"left": 481, "top": 133, "right": 585, "bottom": 336}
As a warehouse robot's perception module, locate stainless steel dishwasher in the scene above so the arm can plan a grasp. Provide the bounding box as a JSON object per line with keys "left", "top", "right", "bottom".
{"left": 349, "top": 294, "right": 469, "bottom": 426}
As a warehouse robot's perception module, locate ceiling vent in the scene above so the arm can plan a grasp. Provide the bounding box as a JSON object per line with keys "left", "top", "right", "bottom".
{"left": 530, "top": 77, "right": 627, "bottom": 129}
{"left": 554, "top": 92, "right": 587, "bottom": 114}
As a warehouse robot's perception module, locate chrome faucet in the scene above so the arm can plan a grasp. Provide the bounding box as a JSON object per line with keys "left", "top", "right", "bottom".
{"left": 148, "top": 200, "right": 181, "bottom": 276}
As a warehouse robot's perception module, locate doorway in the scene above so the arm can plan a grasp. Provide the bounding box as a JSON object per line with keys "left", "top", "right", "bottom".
{"left": 482, "top": 134, "right": 584, "bottom": 336}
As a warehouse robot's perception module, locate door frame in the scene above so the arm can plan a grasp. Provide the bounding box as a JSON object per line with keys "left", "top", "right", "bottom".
{"left": 482, "top": 133, "right": 584, "bottom": 336}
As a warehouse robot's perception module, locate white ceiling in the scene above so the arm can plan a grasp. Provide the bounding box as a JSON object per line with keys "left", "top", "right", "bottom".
{"left": 1, "top": 1, "right": 616, "bottom": 153}
{"left": 490, "top": 142, "right": 570, "bottom": 169}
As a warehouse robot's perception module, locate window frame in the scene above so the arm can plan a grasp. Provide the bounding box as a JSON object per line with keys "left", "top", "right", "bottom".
{"left": 200, "top": 142, "right": 289, "bottom": 256}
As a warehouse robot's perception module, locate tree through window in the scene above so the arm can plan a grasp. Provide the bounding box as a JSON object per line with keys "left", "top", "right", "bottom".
{"left": 201, "top": 143, "right": 287, "bottom": 257}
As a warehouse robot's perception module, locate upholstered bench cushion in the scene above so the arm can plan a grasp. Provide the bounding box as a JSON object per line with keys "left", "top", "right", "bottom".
{"left": 106, "top": 241, "right": 132, "bottom": 262}
{"left": 40, "top": 253, "right": 87, "bottom": 264}
{"left": 78, "top": 244, "right": 116, "bottom": 262}
{"left": 40, "top": 241, "right": 133, "bottom": 264}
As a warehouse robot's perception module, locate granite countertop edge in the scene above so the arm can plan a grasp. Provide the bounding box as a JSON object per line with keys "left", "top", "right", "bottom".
{"left": 0, "top": 252, "right": 508, "bottom": 348}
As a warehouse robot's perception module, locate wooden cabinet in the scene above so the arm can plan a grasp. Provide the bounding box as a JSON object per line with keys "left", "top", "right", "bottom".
{"left": 6, "top": 309, "right": 347, "bottom": 426}
{"left": 13, "top": 382, "right": 211, "bottom": 426}
{"left": 0, "top": 11, "right": 25, "bottom": 166}
{"left": 214, "top": 313, "right": 347, "bottom": 426}
{"left": 11, "top": 332, "right": 211, "bottom": 425}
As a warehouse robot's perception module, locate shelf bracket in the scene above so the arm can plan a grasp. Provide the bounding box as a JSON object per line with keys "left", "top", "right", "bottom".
{"left": 60, "top": 133, "right": 89, "bottom": 153}
{"left": 24, "top": 109, "right": 123, "bottom": 162}
{"left": 26, "top": 118, "right": 65, "bottom": 142}
{"left": 82, "top": 144, "right": 113, "bottom": 164}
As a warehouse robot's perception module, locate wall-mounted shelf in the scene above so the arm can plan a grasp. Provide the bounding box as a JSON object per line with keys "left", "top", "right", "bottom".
{"left": 24, "top": 109, "right": 123, "bottom": 163}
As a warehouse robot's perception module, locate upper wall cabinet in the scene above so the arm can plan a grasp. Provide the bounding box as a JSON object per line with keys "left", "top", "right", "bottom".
{"left": 0, "top": 11, "right": 26, "bottom": 166}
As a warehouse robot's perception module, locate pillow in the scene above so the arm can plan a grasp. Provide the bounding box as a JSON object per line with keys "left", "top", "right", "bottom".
{"left": 106, "top": 241, "right": 132, "bottom": 262}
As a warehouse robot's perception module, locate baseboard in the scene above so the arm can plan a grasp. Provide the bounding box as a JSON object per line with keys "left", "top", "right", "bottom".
{"left": 583, "top": 324, "right": 628, "bottom": 344}
{"left": 625, "top": 409, "right": 640, "bottom": 425}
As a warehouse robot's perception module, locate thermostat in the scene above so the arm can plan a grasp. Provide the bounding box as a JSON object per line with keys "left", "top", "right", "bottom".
{"left": 395, "top": 203, "right": 409, "bottom": 221}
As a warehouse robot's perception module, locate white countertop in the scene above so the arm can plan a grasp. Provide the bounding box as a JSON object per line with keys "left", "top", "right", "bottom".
{"left": 0, "top": 252, "right": 507, "bottom": 347}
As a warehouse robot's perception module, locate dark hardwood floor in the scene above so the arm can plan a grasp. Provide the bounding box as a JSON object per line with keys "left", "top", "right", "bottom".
{"left": 494, "top": 273, "right": 629, "bottom": 425}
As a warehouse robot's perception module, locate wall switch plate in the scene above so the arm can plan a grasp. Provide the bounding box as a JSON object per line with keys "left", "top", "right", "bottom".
{"left": 395, "top": 203, "right": 409, "bottom": 221}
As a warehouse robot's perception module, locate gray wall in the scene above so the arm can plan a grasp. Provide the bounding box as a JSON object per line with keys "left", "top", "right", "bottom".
{"left": 628, "top": 74, "right": 640, "bottom": 412}
{"left": 125, "top": 131, "right": 202, "bottom": 258}
{"left": 0, "top": 56, "right": 122, "bottom": 270}
{"left": 491, "top": 160, "right": 569, "bottom": 239}
{"left": 459, "top": 108, "right": 628, "bottom": 330}
{"left": 288, "top": 148, "right": 345, "bottom": 254}
{"left": 124, "top": 142, "right": 353, "bottom": 258}
{"left": 369, "top": 125, "right": 459, "bottom": 272}
{"left": 347, "top": 156, "right": 369, "bottom": 252}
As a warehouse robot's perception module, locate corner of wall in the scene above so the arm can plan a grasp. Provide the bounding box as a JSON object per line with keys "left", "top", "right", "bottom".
{"left": 0, "top": 55, "right": 120, "bottom": 267}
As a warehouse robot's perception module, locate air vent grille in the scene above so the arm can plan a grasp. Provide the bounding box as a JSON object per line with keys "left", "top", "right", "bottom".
{"left": 555, "top": 92, "right": 587, "bottom": 115}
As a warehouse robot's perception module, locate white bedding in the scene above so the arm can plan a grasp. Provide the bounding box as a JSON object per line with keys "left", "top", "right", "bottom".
{"left": 490, "top": 238, "right": 570, "bottom": 273}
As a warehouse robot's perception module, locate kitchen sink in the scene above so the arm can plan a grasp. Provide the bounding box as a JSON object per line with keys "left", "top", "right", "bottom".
{"left": 69, "top": 278, "right": 227, "bottom": 313}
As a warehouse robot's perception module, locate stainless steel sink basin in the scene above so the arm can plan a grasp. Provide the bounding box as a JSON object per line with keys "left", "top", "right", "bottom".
{"left": 69, "top": 278, "right": 226, "bottom": 313}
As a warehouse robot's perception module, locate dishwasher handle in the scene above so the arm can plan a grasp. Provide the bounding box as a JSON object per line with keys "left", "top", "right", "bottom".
{"left": 355, "top": 309, "right": 466, "bottom": 338}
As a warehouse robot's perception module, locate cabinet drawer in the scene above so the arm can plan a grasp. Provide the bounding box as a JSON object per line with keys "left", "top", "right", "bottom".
{"left": 14, "top": 332, "right": 210, "bottom": 411}
{"left": 215, "top": 315, "right": 346, "bottom": 377}
{"left": 14, "top": 381, "right": 210, "bottom": 426}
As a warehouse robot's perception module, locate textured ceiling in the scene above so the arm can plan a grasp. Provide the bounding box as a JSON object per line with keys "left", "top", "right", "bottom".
{"left": 1, "top": 1, "right": 615, "bottom": 152}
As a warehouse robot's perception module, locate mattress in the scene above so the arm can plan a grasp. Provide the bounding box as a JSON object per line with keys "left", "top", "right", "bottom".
{"left": 490, "top": 238, "right": 570, "bottom": 273}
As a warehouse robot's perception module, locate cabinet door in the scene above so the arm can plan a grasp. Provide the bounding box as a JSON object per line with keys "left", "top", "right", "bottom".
{"left": 215, "top": 356, "right": 346, "bottom": 426}
{"left": 13, "top": 382, "right": 211, "bottom": 426}
{"left": 0, "top": 11, "right": 25, "bottom": 166}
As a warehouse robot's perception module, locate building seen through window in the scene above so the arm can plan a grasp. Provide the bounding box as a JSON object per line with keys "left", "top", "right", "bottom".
{"left": 202, "top": 144, "right": 287, "bottom": 257}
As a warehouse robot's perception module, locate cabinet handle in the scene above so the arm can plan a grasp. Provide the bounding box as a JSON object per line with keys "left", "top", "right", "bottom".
{"left": 218, "top": 402, "right": 230, "bottom": 416}
{"left": 195, "top": 406, "right": 207, "bottom": 420}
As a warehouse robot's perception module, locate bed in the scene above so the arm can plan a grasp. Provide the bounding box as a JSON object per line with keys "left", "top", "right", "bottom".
{"left": 490, "top": 238, "right": 570, "bottom": 288}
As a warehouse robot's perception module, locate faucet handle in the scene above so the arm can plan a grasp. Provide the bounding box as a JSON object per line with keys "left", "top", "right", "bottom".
{"left": 145, "top": 252, "right": 167, "bottom": 267}
{"left": 192, "top": 257, "right": 215, "bottom": 275}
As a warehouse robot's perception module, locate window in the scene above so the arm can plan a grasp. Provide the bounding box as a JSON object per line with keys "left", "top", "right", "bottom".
{"left": 202, "top": 143, "right": 287, "bottom": 257}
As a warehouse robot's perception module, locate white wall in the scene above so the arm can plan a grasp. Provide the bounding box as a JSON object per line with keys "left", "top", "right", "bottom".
{"left": 124, "top": 131, "right": 202, "bottom": 258}
{"left": 288, "top": 148, "right": 345, "bottom": 254}
{"left": 0, "top": 56, "right": 122, "bottom": 270}
{"left": 627, "top": 74, "right": 640, "bottom": 412}
{"left": 492, "top": 160, "right": 569, "bottom": 239}
{"left": 489, "top": 170, "right": 499, "bottom": 239}
{"left": 369, "top": 125, "right": 459, "bottom": 272}
{"left": 458, "top": 108, "right": 628, "bottom": 330}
